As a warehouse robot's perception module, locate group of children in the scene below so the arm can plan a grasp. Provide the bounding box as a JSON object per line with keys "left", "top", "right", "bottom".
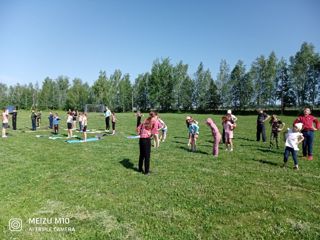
{"left": 185, "top": 108, "right": 320, "bottom": 171}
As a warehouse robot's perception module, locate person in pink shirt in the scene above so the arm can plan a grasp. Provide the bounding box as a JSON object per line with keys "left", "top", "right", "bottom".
{"left": 293, "top": 108, "right": 320, "bottom": 160}
{"left": 137, "top": 114, "right": 156, "bottom": 175}
{"left": 206, "top": 118, "right": 221, "bottom": 157}
{"left": 151, "top": 112, "right": 160, "bottom": 148}
{"left": 223, "top": 115, "right": 236, "bottom": 151}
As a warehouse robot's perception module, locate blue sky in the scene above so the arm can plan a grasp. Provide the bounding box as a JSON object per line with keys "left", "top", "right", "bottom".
{"left": 0, "top": 0, "right": 319, "bottom": 86}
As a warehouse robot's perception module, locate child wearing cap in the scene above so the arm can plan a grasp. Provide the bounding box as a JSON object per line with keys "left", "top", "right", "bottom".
{"left": 282, "top": 123, "right": 304, "bottom": 170}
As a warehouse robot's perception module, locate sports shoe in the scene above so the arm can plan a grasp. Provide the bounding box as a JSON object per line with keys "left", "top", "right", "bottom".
{"left": 293, "top": 165, "right": 299, "bottom": 170}
{"left": 307, "top": 156, "right": 313, "bottom": 161}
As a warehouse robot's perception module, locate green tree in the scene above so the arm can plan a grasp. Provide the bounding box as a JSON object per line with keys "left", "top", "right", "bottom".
{"left": 38, "top": 77, "right": 57, "bottom": 109}
{"left": 0, "top": 83, "right": 8, "bottom": 107}
{"left": 66, "top": 78, "right": 90, "bottom": 110}
{"left": 206, "top": 79, "right": 220, "bottom": 110}
{"left": 290, "top": 42, "right": 319, "bottom": 106}
{"left": 230, "top": 61, "right": 252, "bottom": 109}
{"left": 172, "top": 61, "right": 189, "bottom": 110}
{"left": 134, "top": 73, "right": 150, "bottom": 111}
{"left": 149, "top": 58, "right": 174, "bottom": 111}
{"left": 179, "top": 76, "right": 194, "bottom": 111}
{"left": 216, "top": 59, "right": 231, "bottom": 107}
{"left": 92, "top": 71, "right": 110, "bottom": 105}
{"left": 56, "top": 76, "right": 69, "bottom": 110}
{"left": 276, "top": 58, "right": 296, "bottom": 114}
{"left": 119, "top": 74, "right": 133, "bottom": 112}
{"left": 193, "top": 62, "right": 212, "bottom": 111}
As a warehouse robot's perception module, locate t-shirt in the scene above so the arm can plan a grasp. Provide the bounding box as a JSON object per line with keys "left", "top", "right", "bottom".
{"left": 67, "top": 115, "right": 73, "bottom": 123}
{"left": 105, "top": 110, "right": 111, "bottom": 118}
{"left": 188, "top": 123, "right": 199, "bottom": 135}
{"left": 257, "top": 113, "right": 268, "bottom": 124}
{"left": 285, "top": 128, "right": 303, "bottom": 151}
{"left": 2, "top": 112, "right": 8, "bottom": 123}
{"left": 271, "top": 120, "right": 283, "bottom": 132}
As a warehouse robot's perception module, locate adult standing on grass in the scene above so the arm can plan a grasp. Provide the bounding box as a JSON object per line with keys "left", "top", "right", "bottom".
{"left": 293, "top": 108, "right": 320, "bottom": 160}
{"left": 104, "top": 107, "right": 111, "bottom": 132}
{"left": 2, "top": 108, "right": 9, "bottom": 138}
{"left": 31, "top": 110, "right": 37, "bottom": 131}
{"left": 137, "top": 112, "right": 156, "bottom": 175}
{"left": 206, "top": 118, "right": 221, "bottom": 157}
{"left": 12, "top": 108, "right": 17, "bottom": 130}
{"left": 256, "top": 109, "right": 270, "bottom": 142}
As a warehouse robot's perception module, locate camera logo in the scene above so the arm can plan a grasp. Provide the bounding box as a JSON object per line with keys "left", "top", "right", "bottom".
{"left": 9, "top": 218, "right": 23, "bottom": 231}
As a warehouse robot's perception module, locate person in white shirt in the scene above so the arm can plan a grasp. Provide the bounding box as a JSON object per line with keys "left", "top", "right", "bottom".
{"left": 66, "top": 111, "right": 74, "bottom": 138}
{"left": 2, "top": 108, "right": 9, "bottom": 138}
{"left": 282, "top": 123, "right": 304, "bottom": 170}
{"left": 104, "top": 107, "right": 111, "bottom": 132}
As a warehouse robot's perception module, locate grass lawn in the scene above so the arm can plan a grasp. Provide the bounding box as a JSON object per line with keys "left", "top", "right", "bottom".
{"left": 1, "top": 111, "right": 320, "bottom": 239}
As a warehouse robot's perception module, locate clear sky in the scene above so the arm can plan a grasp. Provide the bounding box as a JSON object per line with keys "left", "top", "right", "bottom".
{"left": 0, "top": 0, "right": 319, "bottom": 86}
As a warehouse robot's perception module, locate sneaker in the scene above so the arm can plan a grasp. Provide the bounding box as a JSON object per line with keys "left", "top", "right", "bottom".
{"left": 293, "top": 165, "right": 299, "bottom": 170}
{"left": 2, "top": 135, "right": 7, "bottom": 138}
{"left": 230, "top": 148, "right": 233, "bottom": 152}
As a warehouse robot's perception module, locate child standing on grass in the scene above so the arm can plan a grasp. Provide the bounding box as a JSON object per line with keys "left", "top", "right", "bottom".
{"left": 67, "top": 111, "right": 73, "bottom": 138}
{"left": 2, "top": 108, "right": 9, "bottom": 138}
{"left": 188, "top": 119, "right": 199, "bottom": 152}
{"left": 223, "top": 115, "right": 236, "bottom": 151}
{"left": 53, "top": 113, "right": 60, "bottom": 134}
{"left": 282, "top": 123, "right": 304, "bottom": 170}
{"left": 269, "top": 115, "right": 285, "bottom": 149}
{"left": 206, "top": 118, "right": 221, "bottom": 157}
{"left": 78, "top": 112, "right": 83, "bottom": 132}
{"left": 82, "top": 113, "right": 88, "bottom": 141}
{"left": 31, "top": 110, "right": 37, "bottom": 131}
{"left": 36, "top": 111, "right": 42, "bottom": 128}
{"left": 111, "top": 112, "right": 116, "bottom": 135}
{"left": 151, "top": 112, "right": 160, "bottom": 148}
{"left": 158, "top": 117, "right": 167, "bottom": 142}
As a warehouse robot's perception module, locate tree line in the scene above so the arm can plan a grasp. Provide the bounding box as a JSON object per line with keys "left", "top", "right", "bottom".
{"left": 0, "top": 42, "right": 319, "bottom": 113}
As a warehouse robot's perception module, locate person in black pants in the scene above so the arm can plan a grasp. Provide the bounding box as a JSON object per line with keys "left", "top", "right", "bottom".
{"left": 12, "top": 109, "right": 17, "bottom": 130}
{"left": 104, "top": 107, "right": 111, "bottom": 132}
{"left": 256, "top": 109, "right": 270, "bottom": 142}
{"left": 31, "top": 110, "right": 37, "bottom": 131}
{"left": 137, "top": 116, "right": 154, "bottom": 175}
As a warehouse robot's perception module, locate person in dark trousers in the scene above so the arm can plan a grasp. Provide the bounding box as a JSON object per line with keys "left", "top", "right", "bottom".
{"left": 293, "top": 107, "right": 320, "bottom": 160}
{"left": 12, "top": 109, "right": 17, "bottom": 130}
{"left": 137, "top": 116, "right": 155, "bottom": 175}
{"left": 256, "top": 109, "right": 270, "bottom": 142}
{"left": 31, "top": 110, "right": 37, "bottom": 131}
{"left": 48, "top": 112, "right": 54, "bottom": 129}
{"left": 104, "top": 107, "right": 111, "bottom": 132}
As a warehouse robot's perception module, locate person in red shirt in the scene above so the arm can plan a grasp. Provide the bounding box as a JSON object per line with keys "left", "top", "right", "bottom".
{"left": 293, "top": 108, "right": 320, "bottom": 160}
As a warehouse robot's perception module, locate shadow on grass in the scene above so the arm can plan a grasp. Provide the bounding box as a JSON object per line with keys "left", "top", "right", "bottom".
{"left": 120, "top": 158, "right": 139, "bottom": 172}
{"left": 237, "top": 136, "right": 256, "bottom": 142}
{"left": 178, "top": 146, "right": 209, "bottom": 155}
{"left": 255, "top": 159, "right": 279, "bottom": 166}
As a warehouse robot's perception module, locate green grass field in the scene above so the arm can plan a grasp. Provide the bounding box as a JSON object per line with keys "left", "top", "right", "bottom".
{"left": 1, "top": 111, "right": 320, "bottom": 239}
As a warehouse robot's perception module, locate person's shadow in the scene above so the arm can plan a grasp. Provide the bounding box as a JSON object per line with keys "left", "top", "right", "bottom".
{"left": 119, "top": 159, "right": 139, "bottom": 172}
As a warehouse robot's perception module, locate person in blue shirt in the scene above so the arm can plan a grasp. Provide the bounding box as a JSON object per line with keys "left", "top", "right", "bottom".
{"left": 53, "top": 113, "right": 60, "bottom": 134}
{"left": 188, "top": 119, "right": 199, "bottom": 152}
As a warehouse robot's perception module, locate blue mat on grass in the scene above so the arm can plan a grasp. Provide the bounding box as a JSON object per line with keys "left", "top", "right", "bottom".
{"left": 66, "top": 137, "right": 100, "bottom": 143}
